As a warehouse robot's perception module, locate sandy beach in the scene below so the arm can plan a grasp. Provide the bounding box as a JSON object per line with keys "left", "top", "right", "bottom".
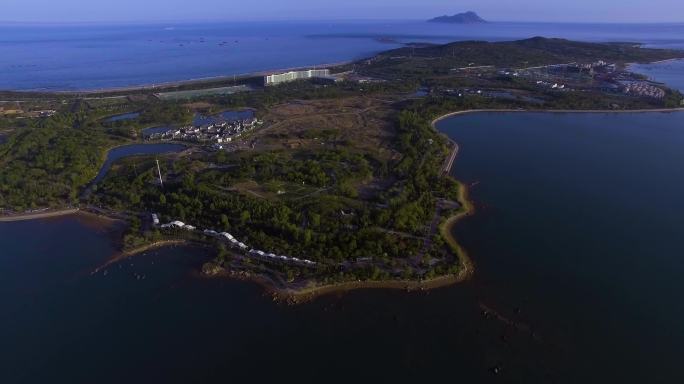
{"left": 50, "top": 60, "right": 353, "bottom": 95}
{"left": 0, "top": 208, "right": 80, "bottom": 222}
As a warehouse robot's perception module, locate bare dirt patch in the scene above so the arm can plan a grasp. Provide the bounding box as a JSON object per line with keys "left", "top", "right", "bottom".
{"left": 257, "top": 97, "right": 398, "bottom": 160}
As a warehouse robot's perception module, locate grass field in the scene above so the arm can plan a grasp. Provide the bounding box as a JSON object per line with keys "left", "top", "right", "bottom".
{"left": 155, "top": 85, "right": 254, "bottom": 100}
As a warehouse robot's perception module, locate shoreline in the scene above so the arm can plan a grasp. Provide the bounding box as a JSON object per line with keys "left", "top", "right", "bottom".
{"left": 121, "top": 239, "right": 192, "bottom": 257}
{"left": 271, "top": 273, "right": 465, "bottom": 304}
{"left": 631, "top": 58, "right": 684, "bottom": 65}
{"left": 6, "top": 54, "right": 683, "bottom": 95}
{"left": 92, "top": 239, "right": 193, "bottom": 274}
{"left": 0, "top": 208, "right": 80, "bottom": 222}
{"left": 431, "top": 107, "right": 684, "bottom": 125}
{"left": 210, "top": 120, "right": 477, "bottom": 303}
{"left": 8, "top": 61, "right": 353, "bottom": 95}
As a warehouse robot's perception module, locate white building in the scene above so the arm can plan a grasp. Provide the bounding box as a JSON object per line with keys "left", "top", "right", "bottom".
{"left": 264, "top": 69, "right": 331, "bottom": 86}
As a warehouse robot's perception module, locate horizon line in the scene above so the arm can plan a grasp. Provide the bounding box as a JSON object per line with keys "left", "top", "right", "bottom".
{"left": 1, "top": 17, "right": 683, "bottom": 26}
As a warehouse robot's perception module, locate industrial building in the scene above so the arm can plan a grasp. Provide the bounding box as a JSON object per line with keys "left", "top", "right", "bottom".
{"left": 264, "top": 69, "right": 332, "bottom": 85}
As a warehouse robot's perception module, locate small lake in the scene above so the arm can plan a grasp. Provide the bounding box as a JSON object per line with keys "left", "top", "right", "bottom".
{"left": 141, "top": 126, "right": 175, "bottom": 138}
{"left": 193, "top": 109, "right": 255, "bottom": 126}
{"left": 102, "top": 112, "right": 141, "bottom": 123}
{"left": 630, "top": 59, "right": 684, "bottom": 93}
{"left": 93, "top": 143, "right": 186, "bottom": 184}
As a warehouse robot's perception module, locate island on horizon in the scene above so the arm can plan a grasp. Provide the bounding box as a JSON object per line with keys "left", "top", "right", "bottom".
{"left": 428, "top": 11, "right": 487, "bottom": 24}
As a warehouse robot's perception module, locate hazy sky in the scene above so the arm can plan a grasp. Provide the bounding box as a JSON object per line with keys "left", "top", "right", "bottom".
{"left": 3, "top": 0, "right": 683, "bottom": 23}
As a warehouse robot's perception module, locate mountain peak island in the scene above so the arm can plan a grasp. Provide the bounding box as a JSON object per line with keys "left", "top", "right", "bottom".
{"left": 428, "top": 11, "right": 487, "bottom": 24}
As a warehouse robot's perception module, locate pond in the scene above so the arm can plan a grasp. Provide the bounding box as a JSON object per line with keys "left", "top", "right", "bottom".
{"left": 93, "top": 143, "right": 186, "bottom": 184}
{"left": 103, "top": 112, "right": 141, "bottom": 123}
{"left": 193, "top": 109, "right": 255, "bottom": 126}
{"left": 141, "top": 126, "right": 175, "bottom": 139}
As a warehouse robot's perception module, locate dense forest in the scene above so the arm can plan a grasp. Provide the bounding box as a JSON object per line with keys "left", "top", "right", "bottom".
{"left": 0, "top": 117, "right": 117, "bottom": 210}
{"left": 89, "top": 107, "right": 460, "bottom": 273}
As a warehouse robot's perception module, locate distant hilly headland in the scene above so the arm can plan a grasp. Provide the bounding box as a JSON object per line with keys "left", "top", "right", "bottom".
{"left": 428, "top": 11, "right": 487, "bottom": 24}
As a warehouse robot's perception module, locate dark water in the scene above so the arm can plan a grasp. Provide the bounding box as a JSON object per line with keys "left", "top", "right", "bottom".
{"left": 2, "top": 21, "right": 684, "bottom": 91}
{"left": 630, "top": 59, "right": 684, "bottom": 92}
{"left": 192, "top": 109, "right": 255, "bottom": 126}
{"left": 93, "top": 143, "right": 186, "bottom": 184}
{"left": 141, "top": 125, "right": 174, "bottom": 138}
{"left": 0, "top": 216, "right": 549, "bottom": 383}
{"left": 439, "top": 111, "right": 684, "bottom": 383}
{"left": 102, "top": 112, "right": 140, "bottom": 123}
{"left": 2, "top": 112, "right": 684, "bottom": 383}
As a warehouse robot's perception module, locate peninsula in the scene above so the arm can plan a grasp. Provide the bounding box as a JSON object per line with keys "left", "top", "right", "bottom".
{"left": 1, "top": 38, "right": 682, "bottom": 300}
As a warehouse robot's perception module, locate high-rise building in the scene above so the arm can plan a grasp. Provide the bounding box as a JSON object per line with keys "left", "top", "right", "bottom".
{"left": 264, "top": 69, "right": 331, "bottom": 85}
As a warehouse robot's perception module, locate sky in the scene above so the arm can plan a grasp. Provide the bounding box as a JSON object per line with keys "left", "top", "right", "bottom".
{"left": 2, "top": 0, "right": 684, "bottom": 23}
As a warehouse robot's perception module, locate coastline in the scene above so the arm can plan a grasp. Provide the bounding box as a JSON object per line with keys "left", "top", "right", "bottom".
{"left": 8, "top": 107, "right": 682, "bottom": 302}
{"left": 121, "top": 239, "right": 192, "bottom": 257}
{"left": 94, "top": 107, "right": 684, "bottom": 301}
{"left": 0, "top": 208, "right": 80, "bottom": 222}
{"left": 92, "top": 239, "right": 193, "bottom": 274}
{"left": 431, "top": 107, "right": 684, "bottom": 125}
{"left": 28, "top": 60, "right": 353, "bottom": 95}
{"left": 438, "top": 180, "right": 475, "bottom": 281}
{"left": 632, "top": 58, "right": 684, "bottom": 65}
{"left": 272, "top": 273, "right": 465, "bottom": 304}
{"left": 213, "top": 120, "right": 477, "bottom": 303}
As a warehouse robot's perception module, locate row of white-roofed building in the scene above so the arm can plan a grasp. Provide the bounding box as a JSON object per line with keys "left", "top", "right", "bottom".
{"left": 155, "top": 215, "right": 316, "bottom": 267}
{"left": 247, "top": 249, "right": 316, "bottom": 266}
{"left": 160, "top": 220, "right": 196, "bottom": 231}
{"left": 149, "top": 117, "right": 260, "bottom": 143}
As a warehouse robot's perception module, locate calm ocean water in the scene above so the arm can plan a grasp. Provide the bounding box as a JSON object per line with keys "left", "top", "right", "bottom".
{"left": 439, "top": 111, "right": 684, "bottom": 383}
{"left": 1, "top": 20, "right": 683, "bottom": 90}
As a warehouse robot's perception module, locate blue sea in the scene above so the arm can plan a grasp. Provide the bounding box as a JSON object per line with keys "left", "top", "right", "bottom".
{"left": 1, "top": 20, "right": 684, "bottom": 91}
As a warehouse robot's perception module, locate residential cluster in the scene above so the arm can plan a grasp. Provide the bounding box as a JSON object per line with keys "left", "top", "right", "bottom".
{"left": 146, "top": 116, "right": 262, "bottom": 146}
{"left": 155, "top": 215, "right": 317, "bottom": 267}
{"left": 622, "top": 81, "right": 666, "bottom": 99}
